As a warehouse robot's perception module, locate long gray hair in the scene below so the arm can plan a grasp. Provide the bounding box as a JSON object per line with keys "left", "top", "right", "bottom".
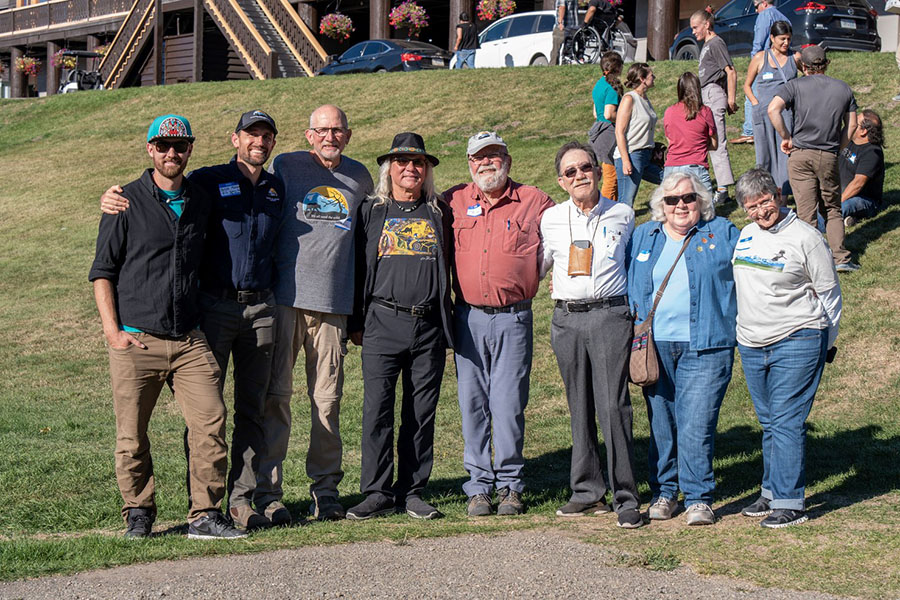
{"left": 648, "top": 171, "right": 715, "bottom": 222}
{"left": 371, "top": 159, "right": 443, "bottom": 214}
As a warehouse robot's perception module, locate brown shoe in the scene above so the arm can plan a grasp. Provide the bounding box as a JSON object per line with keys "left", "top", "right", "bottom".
{"left": 496, "top": 488, "right": 525, "bottom": 515}
{"left": 729, "top": 135, "right": 754, "bottom": 144}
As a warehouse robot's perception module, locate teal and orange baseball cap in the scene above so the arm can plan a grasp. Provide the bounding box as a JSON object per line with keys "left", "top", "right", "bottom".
{"left": 147, "top": 114, "right": 195, "bottom": 143}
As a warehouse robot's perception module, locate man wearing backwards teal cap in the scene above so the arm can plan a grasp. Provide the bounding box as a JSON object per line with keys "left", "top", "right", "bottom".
{"left": 90, "top": 114, "right": 245, "bottom": 540}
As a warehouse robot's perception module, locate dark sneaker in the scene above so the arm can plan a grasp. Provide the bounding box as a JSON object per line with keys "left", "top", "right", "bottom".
{"left": 404, "top": 496, "right": 442, "bottom": 520}
{"left": 684, "top": 503, "right": 716, "bottom": 526}
{"left": 844, "top": 215, "right": 857, "bottom": 228}
{"left": 741, "top": 495, "right": 773, "bottom": 517}
{"left": 229, "top": 504, "right": 270, "bottom": 531}
{"left": 835, "top": 262, "right": 860, "bottom": 273}
{"left": 556, "top": 499, "right": 612, "bottom": 517}
{"left": 262, "top": 501, "right": 293, "bottom": 526}
{"left": 346, "top": 494, "right": 396, "bottom": 521}
{"left": 309, "top": 492, "right": 346, "bottom": 521}
{"left": 496, "top": 488, "right": 525, "bottom": 516}
{"left": 760, "top": 509, "right": 808, "bottom": 529}
{"left": 124, "top": 508, "right": 154, "bottom": 539}
{"left": 616, "top": 508, "right": 645, "bottom": 529}
{"left": 467, "top": 493, "right": 493, "bottom": 517}
{"left": 714, "top": 190, "right": 729, "bottom": 206}
{"left": 188, "top": 510, "right": 248, "bottom": 539}
{"left": 647, "top": 497, "right": 678, "bottom": 520}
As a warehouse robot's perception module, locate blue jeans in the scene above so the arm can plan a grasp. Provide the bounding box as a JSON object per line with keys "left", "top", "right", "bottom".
{"left": 738, "top": 328, "right": 827, "bottom": 511}
{"left": 615, "top": 147, "right": 663, "bottom": 207}
{"left": 842, "top": 195, "right": 880, "bottom": 220}
{"left": 645, "top": 342, "right": 733, "bottom": 506}
{"left": 454, "top": 49, "right": 475, "bottom": 69}
{"left": 663, "top": 165, "right": 713, "bottom": 196}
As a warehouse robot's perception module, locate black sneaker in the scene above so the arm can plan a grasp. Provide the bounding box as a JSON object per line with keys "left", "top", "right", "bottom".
{"left": 262, "top": 500, "right": 293, "bottom": 527}
{"left": 124, "top": 508, "right": 154, "bottom": 539}
{"left": 467, "top": 493, "right": 493, "bottom": 517}
{"left": 496, "top": 488, "right": 524, "bottom": 516}
{"left": 346, "top": 494, "right": 396, "bottom": 521}
{"left": 760, "top": 509, "right": 808, "bottom": 529}
{"left": 229, "top": 504, "right": 270, "bottom": 531}
{"left": 555, "top": 499, "right": 612, "bottom": 517}
{"left": 616, "top": 508, "right": 645, "bottom": 529}
{"left": 309, "top": 492, "right": 346, "bottom": 521}
{"left": 403, "top": 496, "right": 442, "bottom": 520}
{"left": 741, "top": 495, "right": 773, "bottom": 517}
{"left": 187, "top": 510, "right": 248, "bottom": 539}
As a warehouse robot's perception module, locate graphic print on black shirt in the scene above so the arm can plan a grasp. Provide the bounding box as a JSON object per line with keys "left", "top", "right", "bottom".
{"left": 373, "top": 201, "right": 439, "bottom": 307}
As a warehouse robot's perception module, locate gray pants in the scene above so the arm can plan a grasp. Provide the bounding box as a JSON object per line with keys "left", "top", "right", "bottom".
{"left": 454, "top": 304, "right": 533, "bottom": 496}
{"left": 550, "top": 303, "right": 639, "bottom": 512}
{"left": 701, "top": 83, "right": 735, "bottom": 188}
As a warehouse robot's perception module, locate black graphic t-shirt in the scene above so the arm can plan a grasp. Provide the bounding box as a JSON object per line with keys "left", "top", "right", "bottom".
{"left": 839, "top": 141, "right": 884, "bottom": 203}
{"left": 373, "top": 200, "right": 439, "bottom": 307}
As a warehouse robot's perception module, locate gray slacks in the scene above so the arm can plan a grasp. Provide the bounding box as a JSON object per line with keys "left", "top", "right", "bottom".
{"left": 701, "top": 83, "right": 735, "bottom": 188}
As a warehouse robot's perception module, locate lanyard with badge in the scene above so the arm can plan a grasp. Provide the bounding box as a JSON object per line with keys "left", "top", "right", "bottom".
{"left": 567, "top": 204, "right": 602, "bottom": 276}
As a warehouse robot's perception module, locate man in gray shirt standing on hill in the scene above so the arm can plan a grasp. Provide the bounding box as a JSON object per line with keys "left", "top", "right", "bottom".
{"left": 768, "top": 46, "right": 859, "bottom": 272}
{"left": 255, "top": 104, "right": 374, "bottom": 523}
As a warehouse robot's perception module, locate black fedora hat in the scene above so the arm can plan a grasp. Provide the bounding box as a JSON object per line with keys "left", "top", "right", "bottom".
{"left": 376, "top": 132, "right": 440, "bottom": 166}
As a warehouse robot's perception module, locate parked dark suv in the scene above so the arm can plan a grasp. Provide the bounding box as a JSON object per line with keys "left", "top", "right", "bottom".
{"left": 670, "top": 0, "right": 881, "bottom": 60}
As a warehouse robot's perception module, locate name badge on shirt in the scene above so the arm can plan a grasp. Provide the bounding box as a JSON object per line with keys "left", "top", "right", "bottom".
{"left": 467, "top": 204, "right": 483, "bottom": 217}
{"left": 636, "top": 250, "right": 651, "bottom": 262}
{"left": 219, "top": 182, "right": 241, "bottom": 197}
{"left": 762, "top": 72, "right": 774, "bottom": 81}
{"left": 736, "top": 235, "right": 753, "bottom": 252}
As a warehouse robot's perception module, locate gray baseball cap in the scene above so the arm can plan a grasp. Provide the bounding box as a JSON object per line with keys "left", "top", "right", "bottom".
{"left": 467, "top": 131, "right": 507, "bottom": 156}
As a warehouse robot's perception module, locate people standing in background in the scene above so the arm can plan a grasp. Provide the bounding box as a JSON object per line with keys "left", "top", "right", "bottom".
{"left": 453, "top": 12, "right": 479, "bottom": 69}
{"left": 588, "top": 51, "right": 624, "bottom": 201}
{"left": 663, "top": 72, "right": 718, "bottom": 195}
{"left": 551, "top": 0, "right": 579, "bottom": 66}
{"left": 614, "top": 62, "right": 663, "bottom": 207}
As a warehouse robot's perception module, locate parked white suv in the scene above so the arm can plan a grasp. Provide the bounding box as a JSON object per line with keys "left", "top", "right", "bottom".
{"left": 474, "top": 11, "right": 556, "bottom": 68}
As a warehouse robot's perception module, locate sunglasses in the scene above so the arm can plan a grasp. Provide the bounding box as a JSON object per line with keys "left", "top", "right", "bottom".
{"left": 153, "top": 140, "right": 190, "bottom": 153}
{"left": 662, "top": 192, "right": 699, "bottom": 206}
{"left": 561, "top": 162, "right": 594, "bottom": 179}
{"left": 392, "top": 156, "right": 427, "bottom": 168}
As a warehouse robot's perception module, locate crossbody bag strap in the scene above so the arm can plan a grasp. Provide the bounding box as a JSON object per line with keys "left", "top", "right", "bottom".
{"left": 645, "top": 230, "right": 695, "bottom": 323}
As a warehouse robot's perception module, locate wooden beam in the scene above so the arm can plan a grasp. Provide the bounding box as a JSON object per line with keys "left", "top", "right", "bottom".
{"left": 295, "top": 0, "right": 316, "bottom": 32}
{"left": 46, "top": 39, "right": 59, "bottom": 95}
{"left": 192, "top": 0, "right": 202, "bottom": 82}
{"left": 542, "top": 0, "right": 554, "bottom": 9}
{"left": 10, "top": 46, "right": 24, "bottom": 97}
{"left": 646, "top": 0, "right": 678, "bottom": 61}
{"left": 153, "top": 0, "right": 163, "bottom": 84}
{"left": 370, "top": 0, "right": 388, "bottom": 40}
{"left": 449, "top": 0, "right": 461, "bottom": 48}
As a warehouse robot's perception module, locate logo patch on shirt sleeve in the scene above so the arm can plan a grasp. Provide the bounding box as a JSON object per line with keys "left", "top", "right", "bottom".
{"left": 219, "top": 182, "right": 241, "bottom": 197}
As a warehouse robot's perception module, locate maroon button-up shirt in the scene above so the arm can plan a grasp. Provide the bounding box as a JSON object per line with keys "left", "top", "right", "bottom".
{"left": 444, "top": 179, "right": 555, "bottom": 307}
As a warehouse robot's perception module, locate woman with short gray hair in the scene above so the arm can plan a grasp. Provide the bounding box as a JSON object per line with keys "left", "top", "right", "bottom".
{"left": 627, "top": 171, "right": 739, "bottom": 526}
{"left": 732, "top": 167, "right": 841, "bottom": 528}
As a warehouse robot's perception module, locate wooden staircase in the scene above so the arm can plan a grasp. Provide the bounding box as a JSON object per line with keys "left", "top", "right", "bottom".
{"left": 98, "top": 0, "right": 156, "bottom": 89}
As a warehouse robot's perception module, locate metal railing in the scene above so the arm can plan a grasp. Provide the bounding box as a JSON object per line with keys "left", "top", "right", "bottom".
{"left": 202, "top": 0, "right": 273, "bottom": 79}
{"left": 0, "top": 0, "right": 131, "bottom": 37}
{"left": 255, "top": 0, "right": 325, "bottom": 76}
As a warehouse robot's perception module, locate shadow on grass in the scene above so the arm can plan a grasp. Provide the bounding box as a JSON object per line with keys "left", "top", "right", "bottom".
{"left": 845, "top": 193, "right": 900, "bottom": 259}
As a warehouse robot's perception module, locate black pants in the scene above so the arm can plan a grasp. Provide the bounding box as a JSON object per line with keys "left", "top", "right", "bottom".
{"left": 359, "top": 303, "right": 446, "bottom": 502}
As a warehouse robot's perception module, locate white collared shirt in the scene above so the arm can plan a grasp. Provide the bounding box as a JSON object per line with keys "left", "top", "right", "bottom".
{"left": 540, "top": 197, "right": 635, "bottom": 300}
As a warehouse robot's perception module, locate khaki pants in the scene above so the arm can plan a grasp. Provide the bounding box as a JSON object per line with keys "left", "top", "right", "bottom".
{"left": 787, "top": 148, "right": 850, "bottom": 265}
{"left": 108, "top": 330, "right": 227, "bottom": 522}
{"left": 256, "top": 306, "right": 347, "bottom": 505}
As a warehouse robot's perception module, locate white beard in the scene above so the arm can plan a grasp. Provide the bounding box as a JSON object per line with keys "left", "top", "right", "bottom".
{"left": 473, "top": 162, "right": 510, "bottom": 194}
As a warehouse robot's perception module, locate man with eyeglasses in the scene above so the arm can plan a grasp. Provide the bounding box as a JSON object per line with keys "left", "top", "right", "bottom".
{"left": 257, "top": 104, "right": 374, "bottom": 523}
{"left": 443, "top": 131, "right": 554, "bottom": 518}
{"left": 90, "top": 115, "right": 246, "bottom": 540}
{"left": 539, "top": 141, "right": 643, "bottom": 529}
{"left": 99, "top": 110, "right": 286, "bottom": 532}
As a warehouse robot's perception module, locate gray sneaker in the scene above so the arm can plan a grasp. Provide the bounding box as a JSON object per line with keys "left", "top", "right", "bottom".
{"left": 188, "top": 511, "right": 248, "bottom": 540}
{"left": 556, "top": 499, "right": 612, "bottom": 517}
{"left": 309, "top": 492, "right": 346, "bottom": 521}
{"left": 496, "top": 488, "right": 524, "bottom": 516}
{"left": 124, "top": 508, "right": 154, "bottom": 539}
{"left": 714, "top": 189, "right": 729, "bottom": 206}
{"left": 685, "top": 503, "right": 716, "bottom": 526}
{"left": 346, "top": 494, "right": 396, "bottom": 521}
{"left": 467, "top": 493, "right": 493, "bottom": 517}
{"left": 835, "top": 262, "right": 860, "bottom": 273}
{"left": 741, "top": 495, "right": 773, "bottom": 517}
{"left": 648, "top": 497, "right": 678, "bottom": 520}
{"left": 404, "top": 496, "right": 442, "bottom": 520}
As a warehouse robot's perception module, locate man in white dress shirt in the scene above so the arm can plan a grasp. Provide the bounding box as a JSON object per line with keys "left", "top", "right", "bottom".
{"left": 540, "top": 141, "right": 643, "bottom": 529}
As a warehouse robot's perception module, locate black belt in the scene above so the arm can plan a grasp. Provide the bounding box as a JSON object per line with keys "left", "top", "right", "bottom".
{"left": 373, "top": 298, "right": 435, "bottom": 317}
{"left": 555, "top": 296, "right": 627, "bottom": 312}
{"left": 464, "top": 300, "right": 532, "bottom": 315}
{"left": 203, "top": 287, "right": 271, "bottom": 305}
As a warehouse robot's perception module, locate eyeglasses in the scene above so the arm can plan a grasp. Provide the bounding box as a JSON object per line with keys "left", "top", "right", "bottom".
{"left": 744, "top": 196, "right": 777, "bottom": 215}
{"left": 308, "top": 127, "right": 348, "bottom": 138}
{"left": 561, "top": 162, "right": 595, "bottom": 179}
{"left": 153, "top": 140, "right": 190, "bottom": 153}
{"left": 662, "top": 192, "right": 699, "bottom": 206}
{"left": 468, "top": 152, "right": 506, "bottom": 163}
{"left": 392, "top": 156, "right": 427, "bottom": 168}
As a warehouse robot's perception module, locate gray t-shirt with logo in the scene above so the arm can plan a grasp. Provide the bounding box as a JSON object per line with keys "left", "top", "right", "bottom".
{"left": 271, "top": 151, "right": 374, "bottom": 314}
{"left": 775, "top": 74, "right": 857, "bottom": 153}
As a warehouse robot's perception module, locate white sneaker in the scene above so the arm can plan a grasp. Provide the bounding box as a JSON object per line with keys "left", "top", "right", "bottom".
{"left": 685, "top": 503, "right": 716, "bottom": 526}
{"left": 648, "top": 497, "right": 678, "bottom": 520}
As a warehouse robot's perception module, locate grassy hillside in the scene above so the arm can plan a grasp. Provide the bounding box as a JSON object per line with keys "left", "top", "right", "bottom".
{"left": 1, "top": 53, "right": 899, "bottom": 597}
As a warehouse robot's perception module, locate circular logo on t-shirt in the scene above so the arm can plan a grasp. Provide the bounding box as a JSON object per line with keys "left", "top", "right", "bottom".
{"left": 302, "top": 186, "right": 349, "bottom": 221}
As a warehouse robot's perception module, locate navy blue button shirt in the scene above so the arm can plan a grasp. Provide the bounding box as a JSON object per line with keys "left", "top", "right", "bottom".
{"left": 189, "top": 156, "right": 285, "bottom": 292}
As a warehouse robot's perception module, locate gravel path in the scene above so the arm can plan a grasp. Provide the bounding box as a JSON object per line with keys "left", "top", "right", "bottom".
{"left": 0, "top": 529, "right": 848, "bottom": 600}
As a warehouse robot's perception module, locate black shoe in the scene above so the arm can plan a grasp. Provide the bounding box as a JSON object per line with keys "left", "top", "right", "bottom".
{"left": 403, "top": 496, "right": 442, "bottom": 520}
{"left": 556, "top": 499, "right": 612, "bottom": 517}
{"left": 229, "top": 504, "right": 270, "bottom": 531}
{"left": 760, "top": 509, "right": 808, "bottom": 529}
{"left": 616, "top": 508, "right": 645, "bottom": 529}
{"left": 496, "top": 488, "right": 524, "bottom": 516}
{"left": 346, "top": 494, "right": 396, "bottom": 521}
{"left": 741, "top": 495, "right": 773, "bottom": 517}
{"left": 262, "top": 501, "right": 293, "bottom": 527}
{"left": 467, "top": 493, "right": 493, "bottom": 517}
{"left": 188, "top": 510, "right": 248, "bottom": 539}
{"left": 714, "top": 190, "right": 729, "bottom": 206}
{"left": 309, "top": 492, "right": 346, "bottom": 521}
{"left": 124, "top": 508, "right": 154, "bottom": 539}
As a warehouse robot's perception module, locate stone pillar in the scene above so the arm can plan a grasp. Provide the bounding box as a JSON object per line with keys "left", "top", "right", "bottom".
{"left": 10, "top": 47, "right": 24, "bottom": 98}
{"left": 296, "top": 0, "right": 317, "bottom": 30}
{"left": 46, "top": 40, "right": 60, "bottom": 95}
{"left": 370, "top": 0, "right": 388, "bottom": 40}
{"left": 193, "top": 0, "right": 203, "bottom": 82}
{"left": 647, "top": 0, "right": 678, "bottom": 61}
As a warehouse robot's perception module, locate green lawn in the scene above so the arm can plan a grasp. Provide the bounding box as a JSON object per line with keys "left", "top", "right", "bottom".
{"left": 1, "top": 52, "right": 899, "bottom": 597}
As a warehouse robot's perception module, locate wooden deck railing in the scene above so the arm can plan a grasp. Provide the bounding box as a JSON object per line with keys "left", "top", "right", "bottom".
{"left": 0, "top": 0, "right": 131, "bottom": 37}
{"left": 202, "top": 0, "right": 273, "bottom": 79}
{"left": 256, "top": 0, "right": 325, "bottom": 76}
{"left": 99, "top": 0, "right": 154, "bottom": 88}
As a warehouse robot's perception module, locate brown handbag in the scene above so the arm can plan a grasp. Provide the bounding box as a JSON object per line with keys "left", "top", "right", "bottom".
{"left": 628, "top": 232, "right": 694, "bottom": 387}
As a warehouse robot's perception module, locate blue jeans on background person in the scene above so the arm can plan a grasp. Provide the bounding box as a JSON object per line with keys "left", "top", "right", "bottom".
{"left": 454, "top": 49, "right": 475, "bottom": 69}
{"left": 663, "top": 165, "right": 713, "bottom": 196}
{"left": 738, "top": 328, "right": 828, "bottom": 511}
{"left": 842, "top": 195, "right": 881, "bottom": 220}
{"left": 645, "top": 342, "right": 733, "bottom": 507}
{"left": 615, "top": 147, "right": 663, "bottom": 207}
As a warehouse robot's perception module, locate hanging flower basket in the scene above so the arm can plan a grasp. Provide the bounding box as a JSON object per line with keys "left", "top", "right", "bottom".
{"left": 319, "top": 13, "right": 355, "bottom": 41}
{"left": 51, "top": 49, "right": 77, "bottom": 70}
{"left": 476, "top": 0, "right": 516, "bottom": 21}
{"left": 389, "top": 1, "right": 429, "bottom": 37}
{"left": 15, "top": 56, "right": 41, "bottom": 76}
{"left": 95, "top": 44, "right": 109, "bottom": 58}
